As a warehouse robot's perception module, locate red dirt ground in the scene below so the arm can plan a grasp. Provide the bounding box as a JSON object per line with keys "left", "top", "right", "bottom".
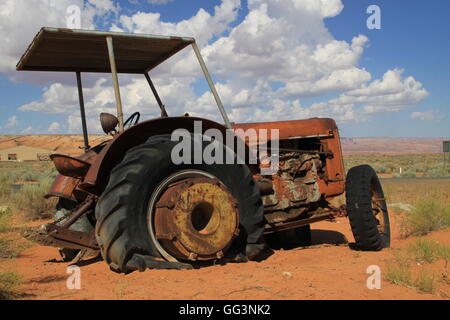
{"left": 2, "top": 212, "right": 449, "bottom": 300}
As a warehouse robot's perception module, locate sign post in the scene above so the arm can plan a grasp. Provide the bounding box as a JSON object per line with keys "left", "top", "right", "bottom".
{"left": 444, "top": 141, "right": 450, "bottom": 170}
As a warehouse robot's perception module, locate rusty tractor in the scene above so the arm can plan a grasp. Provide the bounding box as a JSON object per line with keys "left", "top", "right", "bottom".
{"left": 18, "top": 28, "right": 390, "bottom": 273}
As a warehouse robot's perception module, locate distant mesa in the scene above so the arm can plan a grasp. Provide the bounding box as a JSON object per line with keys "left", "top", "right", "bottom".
{"left": 0, "top": 135, "right": 448, "bottom": 157}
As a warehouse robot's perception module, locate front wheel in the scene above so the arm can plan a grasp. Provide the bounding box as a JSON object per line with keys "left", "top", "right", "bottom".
{"left": 345, "top": 165, "right": 390, "bottom": 251}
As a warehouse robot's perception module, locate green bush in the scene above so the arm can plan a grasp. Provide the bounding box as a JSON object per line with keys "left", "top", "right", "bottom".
{"left": 385, "top": 258, "right": 413, "bottom": 287}
{"left": 406, "top": 238, "right": 450, "bottom": 263}
{"left": 414, "top": 269, "right": 437, "bottom": 294}
{"left": 0, "top": 206, "right": 12, "bottom": 233}
{"left": 12, "top": 177, "right": 56, "bottom": 220}
{"left": 19, "top": 169, "right": 40, "bottom": 182}
{"left": 401, "top": 198, "right": 450, "bottom": 237}
{"left": 427, "top": 163, "right": 450, "bottom": 178}
{"left": 0, "top": 239, "right": 19, "bottom": 259}
{"left": 0, "top": 271, "right": 21, "bottom": 300}
{"left": 392, "top": 170, "right": 417, "bottom": 178}
{"left": 386, "top": 249, "right": 439, "bottom": 294}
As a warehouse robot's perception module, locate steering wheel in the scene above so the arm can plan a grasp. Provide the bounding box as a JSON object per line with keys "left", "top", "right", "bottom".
{"left": 124, "top": 112, "right": 141, "bottom": 128}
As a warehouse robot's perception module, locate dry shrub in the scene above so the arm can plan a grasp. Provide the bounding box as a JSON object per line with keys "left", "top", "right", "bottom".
{"left": 0, "top": 271, "right": 21, "bottom": 300}
{"left": 13, "top": 177, "right": 57, "bottom": 220}
{"left": 401, "top": 198, "right": 450, "bottom": 238}
{"left": 0, "top": 206, "right": 12, "bottom": 233}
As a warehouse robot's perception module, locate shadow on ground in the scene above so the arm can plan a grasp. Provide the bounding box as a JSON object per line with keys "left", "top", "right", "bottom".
{"left": 311, "top": 229, "right": 348, "bottom": 246}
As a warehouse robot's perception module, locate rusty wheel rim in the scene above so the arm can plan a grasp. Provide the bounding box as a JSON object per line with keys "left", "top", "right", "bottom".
{"left": 371, "top": 182, "right": 387, "bottom": 235}
{"left": 147, "top": 170, "right": 239, "bottom": 262}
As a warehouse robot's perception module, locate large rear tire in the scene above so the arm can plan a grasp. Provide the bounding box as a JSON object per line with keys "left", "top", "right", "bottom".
{"left": 95, "top": 134, "right": 265, "bottom": 273}
{"left": 345, "top": 165, "right": 390, "bottom": 251}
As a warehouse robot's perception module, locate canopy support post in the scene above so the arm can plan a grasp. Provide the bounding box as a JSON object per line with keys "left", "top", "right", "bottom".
{"left": 106, "top": 36, "right": 124, "bottom": 132}
{"left": 144, "top": 73, "right": 168, "bottom": 117}
{"left": 191, "top": 42, "right": 232, "bottom": 129}
{"left": 76, "top": 71, "right": 90, "bottom": 152}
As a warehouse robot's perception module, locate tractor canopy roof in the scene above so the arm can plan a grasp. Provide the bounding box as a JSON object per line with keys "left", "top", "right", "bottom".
{"left": 16, "top": 27, "right": 195, "bottom": 73}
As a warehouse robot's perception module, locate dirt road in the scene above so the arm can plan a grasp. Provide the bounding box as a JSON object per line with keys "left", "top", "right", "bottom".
{"left": 2, "top": 212, "right": 448, "bottom": 300}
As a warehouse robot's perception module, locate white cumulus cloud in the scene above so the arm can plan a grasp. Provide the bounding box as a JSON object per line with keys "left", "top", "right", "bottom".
{"left": 48, "top": 122, "right": 61, "bottom": 133}
{"left": 5, "top": 116, "right": 19, "bottom": 129}
{"left": 21, "top": 126, "right": 33, "bottom": 134}
{"left": 411, "top": 110, "right": 445, "bottom": 121}
{"left": 147, "top": 0, "right": 174, "bottom": 4}
{"left": 7, "top": 0, "right": 430, "bottom": 132}
{"left": 0, "top": 0, "right": 119, "bottom": 84}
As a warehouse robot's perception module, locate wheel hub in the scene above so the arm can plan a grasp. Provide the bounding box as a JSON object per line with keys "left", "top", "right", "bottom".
{"left": 153, "top": 177, "right": 239, "bottom": 261}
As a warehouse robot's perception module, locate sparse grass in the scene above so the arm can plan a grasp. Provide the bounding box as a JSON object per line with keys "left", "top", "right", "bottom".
{"left": 0, "top": 162, "right": 55, "bottom": 300}
{"left": 428, "top": 163, "right": 449, "bottom": 178}
{"left": 386, "top": 254, "right": 438, "bottom": 294}
{"left": 382, "top": 178, "right": 450, "bottom": 241}
{"left": 0, "top": 271, "right": 21, "bottom": 300}
{"left": 19, "top": 168, "right": 41, "bottom": 182}
{"left": 407, "top": 238, "right": 450, "bottom": 264}
{"left": 400, "top": 197, "right": 450, "bottom": 238}
{"left": 385, "top": 259, "right": 413, "bottom": 287}
{"left": 0, "top": 206, "right": 12, "bottom": 233}
{"left": 12, "top": 177, "right": 57, "bottom": 220}
{"left": 393, "top": 169, "right": 417, "bottom": 179}
{"left": 0, "top": 162, "right": 58, "bottom": 221}
{"left": 382, "top": 179, "right": 450, "bottom": 205}
{"left": 344, "top": 153, "right": 450, "bottom": 178}
{"left": 0, "top": 239, "right": 17, "bottom": 259}
{"left": 386, "top": 239, "right": 449, "bottom": 295}
{"left": 0, "top": 173, "right": 14, "bottom": 201}
{"left": 415, "top": 269, "right": 437, "bottom": 294}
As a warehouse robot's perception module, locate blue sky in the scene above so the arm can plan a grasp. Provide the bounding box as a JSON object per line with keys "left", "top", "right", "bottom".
{"left": 0, "top": 0, "right": 448, "bottom": 138}
{"left": 326, "top": 0, "right": 450, "bottom": 137}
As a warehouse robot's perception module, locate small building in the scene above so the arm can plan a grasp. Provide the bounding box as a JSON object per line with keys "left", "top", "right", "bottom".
{"left": 0, "top": 145, "right": 53, "bottom": 162}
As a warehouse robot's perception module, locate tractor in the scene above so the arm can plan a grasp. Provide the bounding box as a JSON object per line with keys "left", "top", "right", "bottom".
{"left": 19, "top": 27, "right": 390, "bottom": 273}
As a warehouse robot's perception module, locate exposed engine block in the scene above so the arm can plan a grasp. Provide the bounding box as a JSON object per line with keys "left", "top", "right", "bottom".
{"left": 258, "top": 152, "right": 323, "bottom": 224}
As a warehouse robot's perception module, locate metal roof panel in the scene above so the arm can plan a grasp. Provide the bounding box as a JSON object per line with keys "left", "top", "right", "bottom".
{"left": 16, "top": 27, "right": 195, "bottom": 73}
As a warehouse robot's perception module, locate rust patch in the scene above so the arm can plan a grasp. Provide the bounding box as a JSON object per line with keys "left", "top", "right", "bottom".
{"left": 154, "top": 177, "right": 239, "bottom": 261}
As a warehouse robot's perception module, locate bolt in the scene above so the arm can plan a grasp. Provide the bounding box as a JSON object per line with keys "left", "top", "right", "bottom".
{"left": 188, "top": 252, "right": 198, "bottom": 261}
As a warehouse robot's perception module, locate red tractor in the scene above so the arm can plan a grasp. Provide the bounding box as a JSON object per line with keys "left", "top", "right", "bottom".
{"left": 19, "top": 28, "right": 390, "bottom": 273}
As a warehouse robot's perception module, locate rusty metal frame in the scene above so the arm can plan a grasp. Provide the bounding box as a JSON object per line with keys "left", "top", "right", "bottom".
{"left": 106, "top": 36, "right": 125, "bottom": 132}
{"left": 144, "top": 73, "right": 168, "bottom": 117}
{"left": 42, "top": 224, "right": 98, "bottom": 250}
{"left": 191, "top": 42, "right": 232, "bottom": 129}
{"left": 264, "top": 207, "right": 347, "bottom": 234}
{"left": 59, "top": 197, "right": 95, "bottom": 229}
{"left": 76, "top": 71, "right": 90, "bottom": 152}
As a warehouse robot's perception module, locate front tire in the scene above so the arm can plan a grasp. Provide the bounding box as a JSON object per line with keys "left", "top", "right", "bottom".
{"left": 95, "top": 134, "right": 264, "bottom": 273}
{"left": 345, "top": 165, "right": 390, "bottom": 251}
